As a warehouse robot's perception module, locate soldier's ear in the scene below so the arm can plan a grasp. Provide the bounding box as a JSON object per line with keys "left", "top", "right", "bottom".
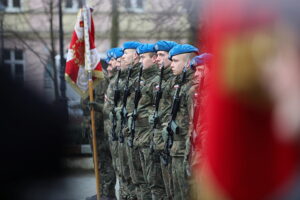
{"left": 133, "top": 52, "right": 139, "bottom": 61}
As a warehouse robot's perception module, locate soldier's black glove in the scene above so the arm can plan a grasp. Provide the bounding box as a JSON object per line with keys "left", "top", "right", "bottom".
{"left": 87, "top": 101, "right": 102, "bottom": 112}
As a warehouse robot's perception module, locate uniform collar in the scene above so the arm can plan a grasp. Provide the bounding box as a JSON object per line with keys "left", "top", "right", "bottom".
{"left": 162, "top": 66, "right": 173, "bottom": 81}
{"left": 130, "top": 63, "right": 141, "bottom": 78}
{"left": 142, "top": 64, "right": 159, "bottom": 80}
{"left": 174, "top": 68, "right": 195, "bottom": 85}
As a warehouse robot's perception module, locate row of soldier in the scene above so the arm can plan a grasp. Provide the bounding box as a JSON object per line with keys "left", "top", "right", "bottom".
{"left": 81, "top": 40, "right": 212, "bottom": 200}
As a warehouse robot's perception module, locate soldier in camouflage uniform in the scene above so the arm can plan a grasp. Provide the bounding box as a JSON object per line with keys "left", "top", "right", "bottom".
{"left": 118, "top": 41, "right": 149, "bottom": 200}
{"left": 127, "top": 43, "right": 160, "bottom": 199}
{"left": 81, "top": 63, "right": 116, "bottom": 199}
{"left": 148, "top": 40, "right": 178, "bottom": 199}
{"left": 102, "top": 48, "right": 124, "bottom": 199}
{"left": 161, "top": 44, "right": 199, "bottom": 200}
{"left": 113, "top": 41, "right": 143, "bottom": 200}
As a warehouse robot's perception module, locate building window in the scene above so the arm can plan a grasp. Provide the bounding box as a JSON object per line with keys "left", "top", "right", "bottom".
{"left": 0, "top": 0, "right": 21, "bottom": 12}
{"left": 65, "top": 0, "right": 73, "bottom": 9}
{"left": 64, "top": 0, "right": 83, "bottom": 13}
{"left": 125, "top": 0, "right": 144, "bottom": 12}
{"left": 3, "top": 49, "right": 24, "bottom": 84}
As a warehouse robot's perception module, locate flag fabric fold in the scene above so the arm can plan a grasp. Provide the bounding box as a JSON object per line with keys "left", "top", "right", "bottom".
{"left": 65, "top": 8, "right": 103, "bottom": 98}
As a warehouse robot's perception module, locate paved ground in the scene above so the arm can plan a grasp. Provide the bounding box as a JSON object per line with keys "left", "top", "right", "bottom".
{"left": 20, "top": 170, "right": 119, "bottom": 200}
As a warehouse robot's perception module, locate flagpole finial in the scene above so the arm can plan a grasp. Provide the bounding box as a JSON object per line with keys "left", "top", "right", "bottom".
{"left": 86, "top": 0, "right": 97, "bottom": 9}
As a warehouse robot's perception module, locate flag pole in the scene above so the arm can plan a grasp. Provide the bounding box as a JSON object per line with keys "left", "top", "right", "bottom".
{"left": 83, "top": 6, "right": 101, "bottom": 200}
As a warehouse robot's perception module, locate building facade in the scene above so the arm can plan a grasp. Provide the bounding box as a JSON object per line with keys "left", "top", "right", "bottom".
{"left": 1, "top": 0, "right": 194, "bottom": 113}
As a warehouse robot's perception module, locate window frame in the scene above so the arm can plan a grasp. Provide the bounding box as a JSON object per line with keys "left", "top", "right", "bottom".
{"left": 64, "top": 0, "right": 83, "bottom": 13}
{"left": 3, "top": 49, "right": 25, "bottom": 83}
{"left": 125, "top": 0, "right": 144, "bottom": 13}
{"left": 2, "top": 0, "right": 22, "bottom": 13}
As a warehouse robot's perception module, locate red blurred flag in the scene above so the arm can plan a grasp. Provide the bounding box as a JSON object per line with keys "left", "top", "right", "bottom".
{"left": 193, "top": 0, "right": 299, "bottom": 199}
{"left": 65, "top": 8, "right": 103, "bottom": 97}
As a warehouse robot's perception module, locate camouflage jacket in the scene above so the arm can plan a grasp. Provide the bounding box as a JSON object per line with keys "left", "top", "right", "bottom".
{"left": 124, "top": 63, "right": 142, "bottom": 116}
{"left": 81, "top": 77, "right": 109, "bottom": 135}
{"left": 150, "top": 67, "right": 175, "bottom": 150}
{"left": 132, "top": 64, "right": 159, "bottom": 147}
{"left": 116, "top": 63, "right": 141, "bottom": 136}
{"left": 168, "top": 69, "right": 199, "bottom": 157}
{"left": 103, "top": 70, "right": 119, "bottom": 119}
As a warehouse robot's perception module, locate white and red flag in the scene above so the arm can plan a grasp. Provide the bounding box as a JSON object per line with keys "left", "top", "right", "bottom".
{"left": 65, "top": 8, "right": 103, "bottom": 97}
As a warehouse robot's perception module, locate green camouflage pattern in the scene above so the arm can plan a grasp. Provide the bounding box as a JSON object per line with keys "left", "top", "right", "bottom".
{"left": 116, "top": 67, "right": 138, "bottom": 199}
{"left": 81, "top": 77, "right": 116, "bottom": 198}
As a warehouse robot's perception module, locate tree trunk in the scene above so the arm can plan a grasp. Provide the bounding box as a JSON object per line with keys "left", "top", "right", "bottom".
{"left": 184, "top": 0, "right": 200, "bottom": 45}
{"left": 49, "top": 0, "right": 59, "bottom": 101}
{"left": 111, "top": 0, "right": 119, "bottom": 47}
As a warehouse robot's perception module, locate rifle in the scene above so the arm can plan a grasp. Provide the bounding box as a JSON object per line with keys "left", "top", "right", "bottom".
{"left": 161, "top": 59, "right": 189, "bottom": 166}
{"left": 150, "top": 63, "right": 164, "bottom": 153}
{"left": 119, "top": 66, "right": 133, "bottom": 143}
{"left": 153, "top": 63, "right": 164, "bottom": 129}
{"left": 128, "top": 64, "right": 143, "bottom": 147}
{"left": 110, "top": 69, "right": 121, "bottom": 141}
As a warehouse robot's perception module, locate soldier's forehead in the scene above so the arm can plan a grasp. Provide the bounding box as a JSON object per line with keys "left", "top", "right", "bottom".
{"left": 157, "top": 50, "right": 168, "bottom": 54}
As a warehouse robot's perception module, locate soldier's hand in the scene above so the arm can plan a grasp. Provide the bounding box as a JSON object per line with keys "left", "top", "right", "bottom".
{"left": 124, "top": 127, "right": 131, "bottom": 137}
{"left": 162, "top": 127, "right": 168, "bottom": 142}
{"left": 127, "top": 116, "right": 133, "bottom": 129}
{"left": 109, "top": 112, "right": 114, "bottom": 121}
{"left": 87, "top": 101, "right": 96, "bottom": 111}
{"left": 116, "top": 108, "right": 122, "bottom": 120}
{"left": 184, "top": 159, "right": 191, "bottom": 177}
{"left": 148, "top": 114, "right": 155, "bottom": 125}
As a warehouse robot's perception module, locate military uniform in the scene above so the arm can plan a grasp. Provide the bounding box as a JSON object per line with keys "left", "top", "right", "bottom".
{"left": 121, "top": 63, "right": 147, "bottom": 200}
{"left": 81, "top": 76, "right": 116, "bottom": 199}
{"left": 134, "top": 64, "right": 166, "bottom": 200}
{"left": 166, "top": 69, "right": 198, "bottom": 200}
{"left": 149, "top": 66, "right": 175, "bottom": 200}
{"left": 161, "top": 44, "right": 200, "bottom": 200}
{"left": 147, "top": 40, "right": 178, "bottom": 199}
{"left": 116, "top": 66, "right": 138, "bottom": 200}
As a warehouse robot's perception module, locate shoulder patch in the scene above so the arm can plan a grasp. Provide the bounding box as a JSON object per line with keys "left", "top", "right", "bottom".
{"left": 174, "top": 84, "right": 179, "bottom": 89}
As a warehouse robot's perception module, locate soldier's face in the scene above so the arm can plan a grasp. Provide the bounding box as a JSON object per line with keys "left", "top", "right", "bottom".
{"left": 116, "top": 57, "right": 127, "bottom": 71}
{"left": 170, "top": 54, "right": 188, "bottom": 75}
{"left": 156, "top": 51, "right": 172, "bottom": 69}
{"left": 139, "top": 52, "right": 157, "bottom": 70}
{"left": 122, "top": 49, "right": 136, "bottom": 66}
{"left": 195, "top": 65, "right": 205, "bottom": 78}
{"left": 110, "top": 58, "right": 117, "bottom": 69}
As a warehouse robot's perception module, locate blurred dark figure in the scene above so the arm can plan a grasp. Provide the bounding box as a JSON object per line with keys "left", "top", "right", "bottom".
{"left": 0, "top": 68, "right": 64, "bottom": 200}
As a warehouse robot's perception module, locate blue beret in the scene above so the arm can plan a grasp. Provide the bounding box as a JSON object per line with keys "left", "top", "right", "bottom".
{"left": 136, "top": 43, "right": 156, "bottom": 55}
{"left": 154, "top": 40, "right": 178, "bottom": 52}
{"left": 106, "top": 48, "right": 114, "bottom": 58}
{"left": 105, "top": 57, "right": 111, "bottom": 64}
{"left": 105, "top": 48, "right": 115, "bottom": 64}
{"left": 190, "top": 53, "right": 213, "bottom": 69}
{"left": 112, "top": 47, "right": 124, "bottom": 59}
{"left": 122, "top": 41, "right": 142, "bottom": 51}
{"left": 168, "top": 44, "right": 199, "bottom": 60}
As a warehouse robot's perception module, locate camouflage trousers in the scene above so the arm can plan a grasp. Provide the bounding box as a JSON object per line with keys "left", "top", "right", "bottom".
{"left": 126, "top": 141, "right": 151, "bottom": 200}
{"left": 159, "top": 154, "right": 173, "bottom": 200}
{"left": 171, "top": 156, "right": 188, "bottom": 200}
{"left": 146, "top": 149, "right": 168, "bottom": 200}
{"left": 152, "top": 129, "right": 173, "bottom": 199}
{"left": 118, "top": 139, "right": 136, "bottom": 200}
{"left": 104, "top": 119, "right": 119, "bottom": 175}
{"left": 89, "top": 131, "right": 116, "bottom": 198}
